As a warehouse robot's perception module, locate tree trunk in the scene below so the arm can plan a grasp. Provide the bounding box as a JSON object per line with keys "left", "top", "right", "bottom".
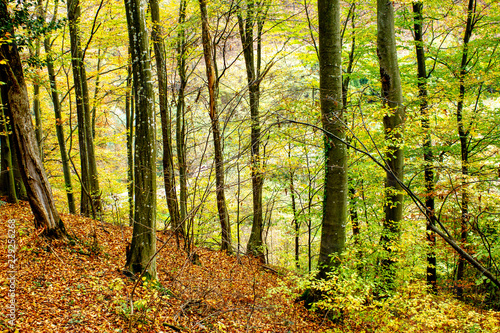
{"left": 150, "top": 0, "right": 183, "bottom": 237}
{"left": 125, "top": 59, "right": 134, "bottom": 226}
{"left": 237, "top": 0, "right": 266, "bottom": 261}
{"left": 412, "top": 1, "right": 437, "bottom": 293}
{"left": 32, "top": 46, "right": 43, "bottom": 159}
{"left": 0, "top": 91, "right": 18, "bottom": 204}
{"left": 67, "top": 0, "right": 102, "bottom": 219}
{"left": 377, "top": 0, "right": 405, "bottom": 290}
{"left": 199, "top": 0, "right": 232, "bottom": 253}
{"left": 124, "top": 0, "right": 157, "bottom": 278}
{"left": 43, "top": 4, "right": 76, "bottom": 214}
{"left": 455, "top": 0, "right": 476, "bottom": 298}
{"left": 176, "top": 0, "right": 188, "bottom": 227}
{"left": 288, "top": 145, "right": 299, "bottom": 269}
{"left": 316, "top": 0, "right": 347, "bottom": 279}
{"left": 0, "top": 4, "right": 66, "bottom": 238}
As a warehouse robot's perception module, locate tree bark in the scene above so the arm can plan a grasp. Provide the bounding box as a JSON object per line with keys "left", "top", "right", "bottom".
{"left": 455, "top": 0, "right": 476, "bottom": 298}
{"left": 176, "top": 0, "right": 189, "bottom": 227}
{"left": 412, "top": 1, "right": 437, "bottom": 292}
{"left": 377, "top": 0, "right": 405, "bottom": 290}
{"left": 199, "top": 0, "right": 232, "bottom": 253}
{"left": 0, "top": 2, "right": 66, "bottom": 238}
{"left": 149, "top": 0, "right": 183, "bottom": 237}
{"left": 125, "top": 59, "right": 134, "bottom": 226}
{"left": 67, "top": 0, "right": 102, "bottom": 219}
{"left": 316, "top": 0, "right": 347, "bottom": 279}
{"left": 237, "top": 0, "right": 266, "bottom": 261}
{"left": 124, "top": 0, "right": 157, "bottom": 278}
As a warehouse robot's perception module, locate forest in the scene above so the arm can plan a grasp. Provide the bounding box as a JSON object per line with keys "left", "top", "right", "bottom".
{"left": 0, "top": 0, "right": 500, "bottom": 331}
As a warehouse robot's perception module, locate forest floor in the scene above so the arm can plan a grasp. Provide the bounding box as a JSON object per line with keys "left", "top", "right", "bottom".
{"left": 0, "top": 201, "right": 499, "bottom": 332}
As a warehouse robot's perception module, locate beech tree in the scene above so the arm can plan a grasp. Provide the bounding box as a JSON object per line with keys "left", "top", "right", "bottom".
{"left": 0, "top": 0, "right": 66, "bottom": 238}
{"left": 316, "top": 0, "right": 347, "bottom": 279}
{"left": 411, "top": 1, "right": 437, "bottom": 292}
{"left": 237, "top": 0, "right": 268, "bottom": 260}
{"left": 199, "top": 0, "right": 232, "bottom": 253}
{"left": 149, "top": 0, "right": 183, "bottom": 237}
{"left": 43, "top": 0, "right": 76, "bottom": 214}
{"left": 377, "top": 0, "right": 404, "bottom": 289}
{"left": 124, "top": 0, "right": 157, "bottom": 278}
{"left": 67, "top": 0, "right": 102, "bottom": 218}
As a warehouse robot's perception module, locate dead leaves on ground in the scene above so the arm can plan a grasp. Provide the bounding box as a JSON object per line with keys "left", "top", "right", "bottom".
{"left": 0, "top": 202, "right": 330, "bottom": 332}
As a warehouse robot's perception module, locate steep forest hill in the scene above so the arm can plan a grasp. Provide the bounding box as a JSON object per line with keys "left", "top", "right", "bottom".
{"left": 1, "top": 202, "right": 499, "bottom": 332}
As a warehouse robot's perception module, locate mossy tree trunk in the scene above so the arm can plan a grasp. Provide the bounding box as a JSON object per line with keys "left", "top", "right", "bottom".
{"left": 316, "top": 0, "right": 347, "bottom": 279}
{"left": 124, "top": 0, "right": 157, "bottom": 279}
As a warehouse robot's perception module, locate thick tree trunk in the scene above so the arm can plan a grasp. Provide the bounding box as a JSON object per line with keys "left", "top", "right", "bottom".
{"left": 316, "top": 0, "right": 347, "bottom": 279}
{"left": 455, "top": 0, "right": 476, "bottom": 298}
{"left": 0, "top": 7, "right": 66, "bottom": 238}
{"left": 237, "top": 0, "right": 266, "bottom": 260}
{"left": 124, "top": 0, "right": 157, "bottom": 278}
{"left": 43, "top": 4, "right": 76, "bottom": 214}
{"left": 150, "top": 0, "right": 183, "bottom": 237}
{"left": 67, "top": 0, "right": 102, "bottom": 219}
{"left": 199, "top": 0, "right": 232, "bottom": 253}
{"left": 412, "top": 1, "right": 437, "bottom": 292}
{"left": 377, "top": 0, "right": 404, "bottom": 290}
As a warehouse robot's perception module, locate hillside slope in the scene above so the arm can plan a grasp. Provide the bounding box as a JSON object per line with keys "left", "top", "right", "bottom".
{"left": 0, "top": 202, "right": 329, "bottom": 332}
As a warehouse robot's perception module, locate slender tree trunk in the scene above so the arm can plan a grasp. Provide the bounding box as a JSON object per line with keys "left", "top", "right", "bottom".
{"left": 150, "top": 0, "right": 183, "bottom": 236}
{"left": 288, "top": 146, "right": 299, "bottom": 269}
{"left": 199, "top": 0, "right": 232, "bottom": 253}
{"left": 0, "top": 5, "right": 66, "bottom": 238}
{"left": 316, "top": 0, "right": 347, "bottom": 279}
{"left": 342, "top": 3, "right": 360, "bottom": 248}
{"left": 125, "top": 60, "right": 134, "bottom": 226}
{"left": 237, "top": 0, "right": 267, "bottom": 260}
{"left": 455, "top": 0, "right": 476, "bottom": 298}
{"left": 124, "top": 0, "right": 157, "bottom": 278}
{"left": 91, "top": 48, "right": 104, "bottom": 139}
{"left": 32, "top": 46, "right": 43, "bottom": 159}
{"left": 43, "top": 3, "right": 76, "bottom": 214}
{"left": 67, "top": 0, "right": 102, "bottom": 219}
{"left": 412, "top": 1, "right": 437, "bottom": 292}
{"left": 176, "top": 0, "right": 188, "bottom": 225}
{"left": 377, "top": 0, "right": 405, "bottom": 290}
